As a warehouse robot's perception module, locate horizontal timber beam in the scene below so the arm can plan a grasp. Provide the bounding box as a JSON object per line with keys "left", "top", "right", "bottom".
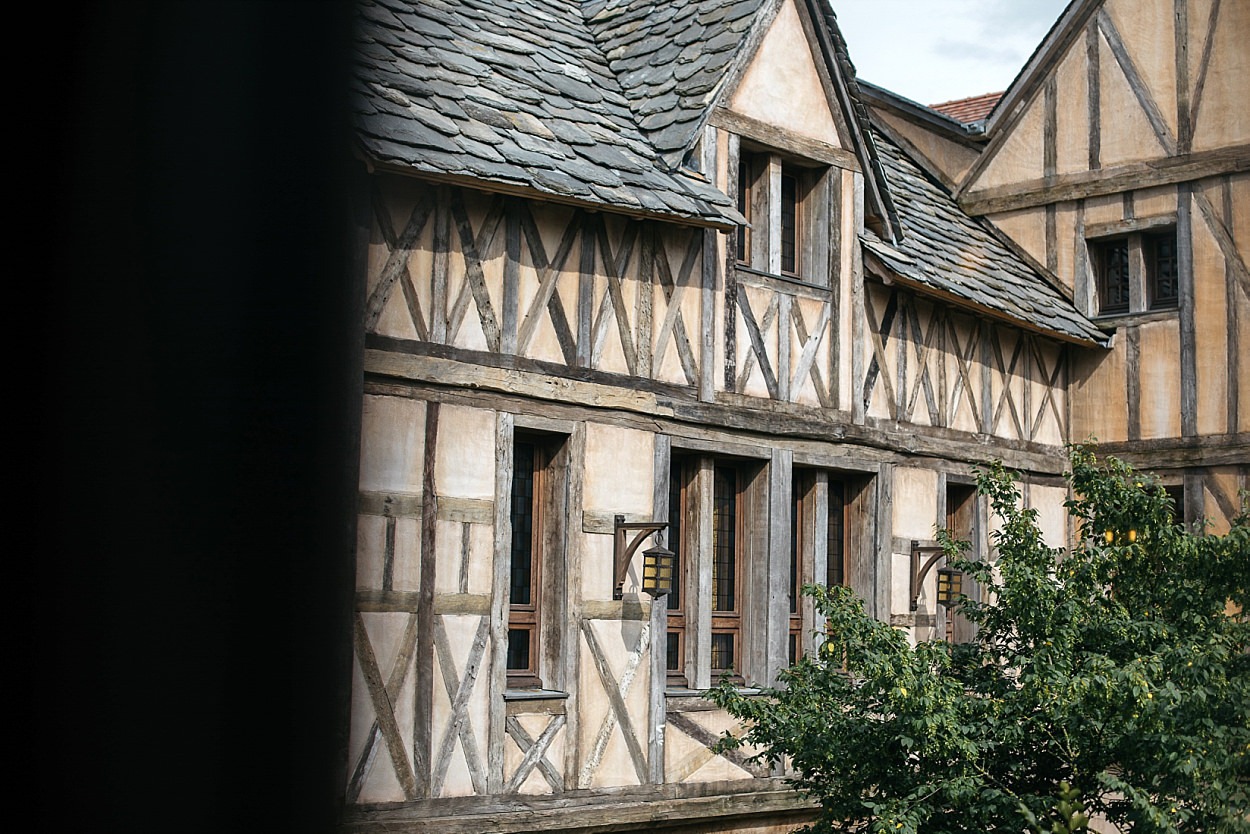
{"left": 341, "top": 781, "right": 814, "bottom": 834}
{"left": 1092, "top": 433, "right": 1250, "bottom": 470}
{"left": 959, "top": 144, "right": 1250, "bottom": 215}
{"left": 364, "top": 340, "right": 1075, "bottom": 475}
{"left": 711, "top": 107, "right": 862, "bottom": 172}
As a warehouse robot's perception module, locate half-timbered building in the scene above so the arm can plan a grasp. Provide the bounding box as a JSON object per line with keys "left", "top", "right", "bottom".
{"left": 342, "top": 1, "right": 1246, "bottom": 832}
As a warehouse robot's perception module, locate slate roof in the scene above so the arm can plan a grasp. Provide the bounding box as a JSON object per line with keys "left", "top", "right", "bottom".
{"left": 353, "top": 0, "right": 743, "bottom": 228}
{"left": 929, "top": 91, "right": 1002, "bottom": 125}
{"left": 862, "top": 131, "right": 1107, "bottom": 345}
{"left": 582, "top": 0, "right": 767, "bottom": 168}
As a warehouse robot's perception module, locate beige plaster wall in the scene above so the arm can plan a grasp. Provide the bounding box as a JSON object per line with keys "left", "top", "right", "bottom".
{"left": 728, "top": 0, "right": 841, "bottom": 146}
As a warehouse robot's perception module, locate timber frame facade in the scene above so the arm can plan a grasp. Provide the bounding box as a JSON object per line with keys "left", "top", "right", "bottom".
{"left": 342, "top": 1, "right": 1247, "bottom": 832}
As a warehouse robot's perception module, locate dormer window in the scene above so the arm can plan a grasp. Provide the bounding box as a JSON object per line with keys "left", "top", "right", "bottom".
{"left": 734, "top": 147, "right": 828, "bottom": 286}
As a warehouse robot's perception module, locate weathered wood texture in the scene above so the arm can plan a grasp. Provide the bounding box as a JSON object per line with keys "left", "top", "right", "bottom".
{"left": 368, "top": 180, "right": 710, "bottom": 392}
{"left": 962, "top": 0, "right": 1249, "bottom": 215}
{"left": 859, "top": 284, "right": 1067, "bottom": 446}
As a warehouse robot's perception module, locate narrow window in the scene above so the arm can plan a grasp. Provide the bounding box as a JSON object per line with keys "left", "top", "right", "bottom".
{"left": 507, "top": 440, "right": 542, "bottom": 687}
{"left": 789, "top": 480, "right": 801, "bottom": 665}
{"left": 1146, "top": 231, "right": 1179, "bottom": 310}
{"left": 780, "top": 168, "right": 799, "bottom": 275}
{"left": 945, "top": 483, "right": 977, "bottom": 643}
{"left": 1164, "top": 484, "right": 1186, "bottom": 524}
{"left": 666, "top": 456, "right": 688, "bottom": 688}
{"left": 736, "top": 155, "right": 753, "bottom": 264}
{"left": 826, "top": 479, "right": 846, "bottom": 589}
{"left": 711, "top": 465, "right": 742, "bottom": 679}
{"left": 1094, "top": 239, "right": 1130, "bottom": 315}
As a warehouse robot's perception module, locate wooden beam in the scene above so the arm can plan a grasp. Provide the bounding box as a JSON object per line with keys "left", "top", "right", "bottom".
{"left": 850, "top": 172, "right": 867, "bottom": 424}
{"left": 1043, "top": 75, "right": 1058, "bottom": 179}
{"left": 1126, "top": 324, "right": 1141, "bottom": 441}
{"left": 725, "top": 134, "right": 741, "bottom": 392}
{"left": 701, "top": 228, "right": 717, "bottom": 403}
{"left": 486, "top": 412, "right": 513, "bottom": 794}
{"left": 710, "top": 107, "right": 862, "bottom": 172}
{"left": 1086, "top": 19, "right": 1101, "bottom": 170}
{"left": 1223, "top": 178, "right": 1240, "bottom": 435}
{"left": 649, "top": 435, "right": 671, "bottom": 785}
{"left": 415, "top": 400, "right": 440, "bottom": 796}
{"left": 767, "top": 448, "right": 793, "bottom": 685}
{"left": 1094, "top": 435, "right": 1250, "bottom": 469}
{"left": 960, "top": 144, "right": 1250, "bottom": 215}
{"left": 340, "top": 782, "right": 814, "bottom": 834}
{"left": 1177, "top": 185, "right": 1197, "bottom": 437}
{"left": 1175, "top": 0, "right": 1191, "bottom": 153}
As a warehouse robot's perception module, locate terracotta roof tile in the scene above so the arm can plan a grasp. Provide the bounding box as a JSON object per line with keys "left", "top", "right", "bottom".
{"left": 928, "top": 91, "right": 1002, "bottom": 124}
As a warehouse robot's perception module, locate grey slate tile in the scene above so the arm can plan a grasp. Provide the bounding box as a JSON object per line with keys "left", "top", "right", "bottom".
{"left": 865, "top": 129, "right": 1104, "bottom": 345}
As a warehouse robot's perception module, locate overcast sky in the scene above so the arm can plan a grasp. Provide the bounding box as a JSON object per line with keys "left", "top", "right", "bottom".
{"left": 832, "top": 0, "right": 1071, "bottom": 106}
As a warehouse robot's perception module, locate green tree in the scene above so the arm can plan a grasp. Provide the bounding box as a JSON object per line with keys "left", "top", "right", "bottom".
{"left": 710, "top": 447, "right": 1249, "bottom": 833}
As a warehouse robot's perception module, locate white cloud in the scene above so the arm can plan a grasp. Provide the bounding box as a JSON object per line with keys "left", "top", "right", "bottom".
{"left": 831, "top": 0, "right": 1068, "bottom": 105}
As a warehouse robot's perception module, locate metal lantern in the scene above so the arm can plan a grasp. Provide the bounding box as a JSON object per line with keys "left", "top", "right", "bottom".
{"left": 613, "top": 515, "right": 670, "bottom": 600}
{"left": 936, "top": 566, "right": 962, "bottom": 607}
{"left": 641, "top": 544, "right": 677, "bottom": 597}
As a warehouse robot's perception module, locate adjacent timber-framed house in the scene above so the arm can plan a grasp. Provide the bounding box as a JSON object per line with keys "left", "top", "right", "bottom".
{"left": 342, "top": 1, "right": 1247, "bottom": 832}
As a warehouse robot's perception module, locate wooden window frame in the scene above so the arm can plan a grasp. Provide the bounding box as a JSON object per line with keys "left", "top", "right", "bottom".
{"left": 666, "top": 455, "right": 690, "bottom": 688}
{"left": 1092, "top": 237, "right": 1131, "bottom": 316}
{"left": 790, "top": 471, "right": 848, "bottom": 665}
{"left": 507, "top": 438, "right": 546, "bottom": 689}
{"left": 734, "top": 146, "right": 829, "bottom": 286}
{"left": 710, "top": 464, "right": 744, "bottom": 683}
{"left": 1144, "top": 230, "right": 1179, "bottom": 310}
{"left": 943, "top": 482, "right": 978, "bottom": 644}
{"left": 506, "top": 431, "right": 569, "bottom": 691}
{"left": 1088, "top": 225, "right": 1178, "bottom": 317}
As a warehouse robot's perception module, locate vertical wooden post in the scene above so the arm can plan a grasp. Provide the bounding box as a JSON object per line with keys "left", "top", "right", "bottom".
{"left": 1223, "top": 178, "right": 1239, "bottom": 435}
{"left": 828, "top": 170, "right": 842, "bottom": 408}
{"left": 934, "top": 472, "right": 948, "bottom": 643}
{"left": 501, "top": 201, "right": 520, "bottom": 355}
{"left": 1043, "top": 76, "right": 1058, "bottom": 181}
{"left": 851, "top": 171, "right": 867, "bottom": 424}
{"left": 1178, "top": 184, "right": 1197, "bottom": 438}
{"left": 563, "top": 423, "right": 587, "bottom": 788}
{"left": 431, "top": 188, "right": 450, "bottom": 343}
{"left": 808, "top": 472, "right": 828, "bottom": 643}
{"left": 1086, "top": 20, "right": 1101, "bottom": 171}
{"left": 725, "top": 133, "right": 740, "bottom": 393}
{"left": 649, "top": 434, "right": 672, "bottom": 784}
{"left": 415, "top": 400, "right": 441, "bottom": 797}
{"left": 701, "top": 228, "right": 717, "bottom": 403}
{"left": 1126, "top": 324, "right": 1142, "bottom": 441}
{"left": 1175, "top": 0, "right": 1192, "bottom": 153}
{"left": 486, "top": 411, "right": 513, "bottom": 794}
{"left": 577, "top": 218, "right": 596, "bottom": 367}
{"left": 766, "top": 448, "right": 792, "bottom": 685}
{"left": 874, "top": 464, "right": 894, "bottom": 622}
{"left": 980, "top": 322, "right": 994, "bottom": 434}
{"left": 691, "top": 457, "right": 714, "bottom": 690}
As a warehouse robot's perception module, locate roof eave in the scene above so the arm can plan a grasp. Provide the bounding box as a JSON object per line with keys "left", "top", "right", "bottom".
{"left": 861, "top": 248, "right": 1109, "bottom": 348}
{"left": 857, "top": 81, "right": 986, "bottom": 145}
{"left": 361, "top": 152, "right": 743, "bottom": 232}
